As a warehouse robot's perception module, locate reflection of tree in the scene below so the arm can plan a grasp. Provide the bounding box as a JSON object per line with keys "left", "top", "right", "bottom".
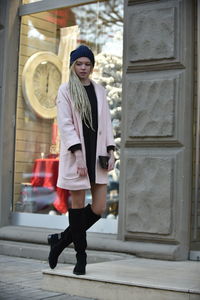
{"left": 93, "top": 52, "right": 122, "bottom": 161}
{"left": 72, "top": 0, "right": 123, "bottom": 49}
{"left": 97, "top": 0, "right": 123, "bottom": 27}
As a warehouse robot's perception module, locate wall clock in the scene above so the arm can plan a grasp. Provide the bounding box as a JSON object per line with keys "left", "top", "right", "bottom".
{"left": 22, "top": 51, "right": 62, "bottom": 119}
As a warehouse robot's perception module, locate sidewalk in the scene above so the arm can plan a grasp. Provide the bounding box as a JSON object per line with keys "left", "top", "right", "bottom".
{"left": 1, "top": 253, "right": 200, "bottom": 300}
{"left": 0, "top": 255, "right": 94, "bottom": 300}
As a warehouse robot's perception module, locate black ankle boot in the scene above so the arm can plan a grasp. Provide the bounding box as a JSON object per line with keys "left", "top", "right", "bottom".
{"left": 47, "top": 205, "right": 100, "bottom": 269}
{"left": 48, "top": 227, "right": 71, "bottom": 269}
{"left": 48, "top": 233, "right": 62, "bottom": 250}
{"left": 69, "top": 208, "right": 87, "bottom": 275}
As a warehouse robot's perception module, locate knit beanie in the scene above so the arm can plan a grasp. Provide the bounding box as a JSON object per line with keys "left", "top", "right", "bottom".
{"left": 70, "top": 45, "right": 95, "bottom": 67}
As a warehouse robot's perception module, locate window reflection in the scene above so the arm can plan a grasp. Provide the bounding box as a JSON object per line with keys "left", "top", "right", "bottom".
{"left": 14, "top": 1, "right": 123, "bottom": 223}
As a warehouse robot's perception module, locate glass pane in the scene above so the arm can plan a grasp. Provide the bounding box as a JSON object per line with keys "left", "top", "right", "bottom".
{"left": 14, "top": 0, "right": 123, "bottom": 223}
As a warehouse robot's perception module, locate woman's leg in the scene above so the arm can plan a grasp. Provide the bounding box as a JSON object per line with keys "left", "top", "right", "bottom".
{"left": 70, "top": 189, "right": 85, "bottom": 208}
{"left": 69, "top": 189, "right": 87, "bottom": 275}
{"left": 48, "top": 189, "right": 101, "bottom": 270}
{"left": 69, "top": 186, "right": 107, "bottom": 275}
{"left": 90, "top": 184, "right": 107, "bottom": 216}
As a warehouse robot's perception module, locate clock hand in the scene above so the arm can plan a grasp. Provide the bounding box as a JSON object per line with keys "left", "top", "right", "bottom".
{"left": 46, "top": 73, "right": 49, "bottom": 94}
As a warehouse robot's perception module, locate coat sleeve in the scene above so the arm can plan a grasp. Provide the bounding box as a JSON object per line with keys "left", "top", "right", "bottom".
{"left": 57, "top": 84, "right": 81, "bottom": 150}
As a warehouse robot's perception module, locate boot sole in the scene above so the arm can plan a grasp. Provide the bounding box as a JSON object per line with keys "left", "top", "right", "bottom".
{"left": 73, "top": 270, "right": 86, "bottom": 275}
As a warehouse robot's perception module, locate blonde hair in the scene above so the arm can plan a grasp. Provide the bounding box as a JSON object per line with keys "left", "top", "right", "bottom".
{"left": 69, "top": 62, "right": 94, "bottom": 130}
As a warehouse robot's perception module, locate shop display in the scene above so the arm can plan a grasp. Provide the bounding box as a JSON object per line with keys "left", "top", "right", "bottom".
{"left": 14, "top": 1, "right": 123, "bottom": 226}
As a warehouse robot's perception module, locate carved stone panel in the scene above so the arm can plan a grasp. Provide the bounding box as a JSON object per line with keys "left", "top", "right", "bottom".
{"left": 126, "top": 77, "right": 176, "bottom": 137}
{"left": 128, "top": 6, "right": 176, "bottom": 62}
{"left": 125, "top": 155, "right": 173, "bottom": 235}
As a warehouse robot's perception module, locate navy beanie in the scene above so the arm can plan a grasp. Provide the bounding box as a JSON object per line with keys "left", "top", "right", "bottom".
{"left": 70, "top": 45, "right": 95, "bottom": 67}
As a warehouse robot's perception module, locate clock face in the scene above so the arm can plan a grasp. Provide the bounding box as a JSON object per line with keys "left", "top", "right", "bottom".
{"left": 22, "top": 52, "right": 62, "bottom": 119}
{"left": 33, "top": 62, "right": 61, "bottom": 109}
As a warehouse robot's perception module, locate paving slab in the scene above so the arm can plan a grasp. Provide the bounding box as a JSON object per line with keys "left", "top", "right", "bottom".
{"left": 0, "top": 255, "right": 95, "bottom": 300}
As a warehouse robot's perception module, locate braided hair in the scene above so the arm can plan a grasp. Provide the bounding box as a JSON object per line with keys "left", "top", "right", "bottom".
{"left": 69, "top": 62, "right": 94, "bottom": 130}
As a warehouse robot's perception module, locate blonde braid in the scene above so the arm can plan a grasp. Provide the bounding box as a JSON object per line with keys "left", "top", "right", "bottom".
{"left": 69, "top": 63, "right": 94, "bottom": 130}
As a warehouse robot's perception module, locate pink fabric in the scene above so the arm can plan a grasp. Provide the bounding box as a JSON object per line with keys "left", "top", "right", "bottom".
{"left": 56, "top": 80, "right": 115, "bottom": 191}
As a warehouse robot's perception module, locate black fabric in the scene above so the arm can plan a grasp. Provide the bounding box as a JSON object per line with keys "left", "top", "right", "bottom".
{"left": 48, "top": 204, "right": 101, "bottom": 269}
{"left": 68, "top": 208, "right": 87, "bottom": 252}
{"left": 68, "top": 83, "right": 114, "bottom": 182}
{"left": 70, "top": 45, "right": 95, "bottom": 66}
{"left": 107, "top": 145, "right": 115, "bottom": 152}
{"left": 69, "top": 208, "right": 87, "bottom": 275}
{"left": 68, "top": 143, "right": 82, "bottom": 153}
{"left": 69, "top": 143, "right": 115, "bottom": 155}
{"left": 48, "top": 226, "right": 71, "bottom": 269}
{"left": 83, "top": 83, "right": 98, "bottom": 183}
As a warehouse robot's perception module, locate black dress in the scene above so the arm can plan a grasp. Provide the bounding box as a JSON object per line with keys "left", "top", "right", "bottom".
{"left": 83, "top": 83, "right": 98, "bottom": 183}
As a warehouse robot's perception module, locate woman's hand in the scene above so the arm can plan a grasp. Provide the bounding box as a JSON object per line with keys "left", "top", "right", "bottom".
{"left": 108, "top": 150, "right": 115, "bottom": 172}
{"left": 74, "top": 150, "right": 88, "bottom": 176}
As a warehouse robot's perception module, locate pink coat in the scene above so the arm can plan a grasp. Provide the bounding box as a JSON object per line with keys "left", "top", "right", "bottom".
{"left": 56, "top": 80, "right": 115, "bottom": 191}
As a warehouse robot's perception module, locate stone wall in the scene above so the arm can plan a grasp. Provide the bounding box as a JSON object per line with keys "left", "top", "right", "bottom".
{"left": 118, "top": 0, "right": 194, "bottom": 260}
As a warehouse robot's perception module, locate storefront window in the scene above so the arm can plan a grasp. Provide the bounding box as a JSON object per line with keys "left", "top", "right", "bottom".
{"left": 14, "top": 0, "right": 123, "bottom": 226}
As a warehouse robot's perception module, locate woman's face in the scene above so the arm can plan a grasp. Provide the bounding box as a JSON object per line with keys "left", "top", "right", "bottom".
{"left": 74, "top": 57, "right": 92, "bottom": 81}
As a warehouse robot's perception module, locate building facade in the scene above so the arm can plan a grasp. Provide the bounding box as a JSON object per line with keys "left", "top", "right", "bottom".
{"left": 0, "top": 0, "right": 199, "bottom": 261}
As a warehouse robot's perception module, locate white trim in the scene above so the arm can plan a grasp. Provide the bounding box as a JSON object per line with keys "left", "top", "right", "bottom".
{"left": 11, "top": 212, "right": 118, "bottom": 234}
{"left": 19, "top": 0, "right": 100, "bottom": 16}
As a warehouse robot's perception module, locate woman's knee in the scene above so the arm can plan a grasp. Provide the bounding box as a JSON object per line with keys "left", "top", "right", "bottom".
{"left": 91, "top": 203, "right": 106, "bottom": 216}
{"left": 72, "top": 200, "right": 85, "bottom": 208}
{"left": 91, "top": 184, "right": 107, "bottom": 215}
{"left": 70, "top": 190, "right": 85, "bottom": 208}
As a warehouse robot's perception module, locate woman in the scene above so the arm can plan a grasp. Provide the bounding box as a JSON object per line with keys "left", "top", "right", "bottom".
{"left": 48, "top": 45, "right": 115, "bottom": 275}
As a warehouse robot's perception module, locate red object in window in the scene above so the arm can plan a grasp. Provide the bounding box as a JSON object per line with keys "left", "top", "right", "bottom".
{"left": 31, "top": 158, "right": 68, "bottom": 213}
{"left": 51, "top": 121, "right": 58, "bottom": 145}
{"left": 54, "top": 187, "right": 70, "bottom": 214}
{"left": 45, "top": 8, "right": 76, "bottom": 28}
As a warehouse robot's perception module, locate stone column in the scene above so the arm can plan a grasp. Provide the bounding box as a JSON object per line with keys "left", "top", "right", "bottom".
{"left": 118, "top": 0, "right": 194, "bottom": 260}
{"left": 0, "top": 0, "right": 20, "bottom": 227}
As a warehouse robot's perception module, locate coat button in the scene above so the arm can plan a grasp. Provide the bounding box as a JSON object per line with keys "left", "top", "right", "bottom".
{"left": 99, "top": 131, "right": 101, "bottom": 135}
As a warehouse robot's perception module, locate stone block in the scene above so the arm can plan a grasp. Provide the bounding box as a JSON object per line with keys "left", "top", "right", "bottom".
{"left": 126, "top": 77, "right": 176, "bottom": 137}
{"left": 125, "top": 155, "right": 173, "bottom": 235}
{"left": 127, "top": 6, "right": 176, "bottom": 62}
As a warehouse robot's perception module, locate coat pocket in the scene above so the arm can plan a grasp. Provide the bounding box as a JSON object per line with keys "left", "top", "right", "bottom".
{"left": 61, "top": 151, "right": 79, "bottom": 180}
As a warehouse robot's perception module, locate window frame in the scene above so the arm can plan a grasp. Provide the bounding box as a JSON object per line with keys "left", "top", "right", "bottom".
{"left": 19, "top": 0, "right": 105, "bottom": 16}
{"left": 10, "top": 0, "right": 119, "bottom": 234}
